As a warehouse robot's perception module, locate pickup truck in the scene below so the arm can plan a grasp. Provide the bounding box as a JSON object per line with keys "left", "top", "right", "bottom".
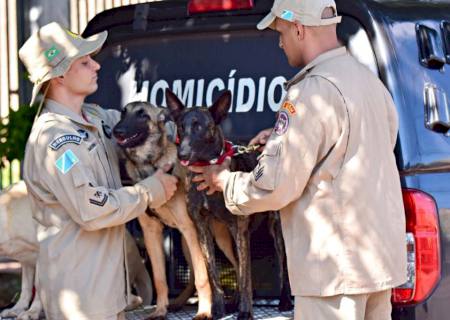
{"left": 83, "top": 1, "right": 450, "bottom": 319}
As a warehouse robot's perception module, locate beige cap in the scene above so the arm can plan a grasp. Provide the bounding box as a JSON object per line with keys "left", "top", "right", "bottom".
{"left": 18, "top": 22, "right": 107, "bottom": 105}
{"left": 257, "top": 0, "right": 342, "bottom": 30}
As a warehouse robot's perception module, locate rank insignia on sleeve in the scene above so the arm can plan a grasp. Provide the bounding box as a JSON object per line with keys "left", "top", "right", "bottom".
{"left": 55, "top": 149, "right": 79, "bottom": 174}
{"left": 253, "top": 165, "right": 264, "bottom": 181}
{"left": 274, "top": 111, "right": 290, "bottom": 136}
{"left": 282, "top": 101, "right": 296, "bottom": 115}
{"left": 89, "top": 191, "right": 108, "bottom": 207}
{"left": 49, "top": 134, "right": 82, "bottom": 150}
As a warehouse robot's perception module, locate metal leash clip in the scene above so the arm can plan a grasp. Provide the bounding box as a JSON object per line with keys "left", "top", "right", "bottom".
{"left": 232, "top": 144, "right": 262, "bottom": 155}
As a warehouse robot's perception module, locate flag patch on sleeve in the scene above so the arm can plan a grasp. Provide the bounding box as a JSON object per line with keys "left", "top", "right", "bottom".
{"left": 55, "top": 149, "right": 79, "bottom": 174}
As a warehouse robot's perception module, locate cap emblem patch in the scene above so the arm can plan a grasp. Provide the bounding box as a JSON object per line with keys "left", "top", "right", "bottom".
{"left": 44, "top": 45, "right": 60, "bottom": 62}
{"left": 281, "top": 10, "right": 294, "bottom": 22}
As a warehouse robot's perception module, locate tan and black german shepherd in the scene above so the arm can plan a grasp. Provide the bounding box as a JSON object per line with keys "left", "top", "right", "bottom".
{"left": 113, "top": 102, "right": 238, "bottom": 320}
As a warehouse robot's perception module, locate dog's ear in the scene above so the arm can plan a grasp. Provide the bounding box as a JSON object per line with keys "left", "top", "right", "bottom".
{"left": 165, "top": 89, "right": 185, "bottom": 121}
{"left": 209, "top": 90, "right": 231, "bottom": 124}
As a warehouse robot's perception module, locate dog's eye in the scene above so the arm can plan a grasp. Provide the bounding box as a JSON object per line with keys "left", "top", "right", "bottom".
{"left": 137, "top": 109, "right": 149, "bottom": 119}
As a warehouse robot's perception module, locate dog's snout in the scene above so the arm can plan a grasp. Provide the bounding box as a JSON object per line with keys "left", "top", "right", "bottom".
{"left": 112, "top": 124, "right": 126, "bottom": 138}
{"left": 177, "top": 148, "right": 190, "bottom": 161}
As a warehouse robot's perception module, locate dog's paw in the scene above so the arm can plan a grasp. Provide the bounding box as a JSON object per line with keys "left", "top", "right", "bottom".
{"left": 237, "top": 312, "right": 253, "bottom": 320}
{"left": 144, "top": 309, "right": 167, "bottom": 320}
{"left": 192, "top": 312, "right": 212, "bottom": 320}
{"left": 278, "top": 296, "right": 294, "bottom": 312}
{"left": 1, "top": 306, "right": 25, "bottom": 318}
{"left": 16, "top": 308, "right": 41, "bottom": 320}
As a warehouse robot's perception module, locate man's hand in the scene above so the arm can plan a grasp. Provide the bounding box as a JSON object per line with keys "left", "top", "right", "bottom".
{"left": 249, "top": 128, "right": 272, "bottom": 152}
{"left": 189, "top": 158, "right": 232, "bottom": 195}
{"left": 154, "top": 169, "right": 178, "bottom": 201}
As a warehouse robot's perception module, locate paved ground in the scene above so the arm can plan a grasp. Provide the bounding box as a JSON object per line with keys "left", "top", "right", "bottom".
{"left": 126, "top": 304, "right": 293, "bottom": 320}
{"left": 0, "top": 302, "right": 293, "bottom": 320}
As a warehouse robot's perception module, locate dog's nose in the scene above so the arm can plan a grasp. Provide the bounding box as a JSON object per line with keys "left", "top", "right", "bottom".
{"left": 112, "top": 125, "right": 126, "bottom": 139}
{"left": 177, "top": 149, "right": 190, "bottom": 161}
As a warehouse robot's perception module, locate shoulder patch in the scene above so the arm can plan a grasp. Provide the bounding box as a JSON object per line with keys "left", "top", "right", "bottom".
{"left": 49, "top": 134, "right": 82, "bottom": 150}
{"left": 55, "top": 149, "right": 79, "bottom": 174}
{"left": 282, "top": 101, "right": 296, "bottom": 115}
{"left": 274, "top": 111, "right": 290, "bottom": 136}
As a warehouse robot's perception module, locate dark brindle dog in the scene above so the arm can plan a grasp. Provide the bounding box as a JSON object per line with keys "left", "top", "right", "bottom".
{"left": 166, "top": 89, "right": 292, "bottom": 320}
{"left": 112, "top": 102, "right": 239, "bottom": 320}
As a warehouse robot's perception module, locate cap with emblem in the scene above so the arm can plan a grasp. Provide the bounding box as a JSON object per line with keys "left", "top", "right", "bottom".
{"left": 257, "top": 0, "right": 341, "bottom": 30}
{"left": 18, "top": 22, "right": 107, "bottom": 105}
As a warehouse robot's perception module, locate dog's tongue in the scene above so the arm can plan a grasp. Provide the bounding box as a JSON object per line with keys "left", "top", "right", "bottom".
{"left": 180, "top": 160, "right": 190, "bottom": 167}
{"left": 115, "top": 137, "right": 126, "bottom": 145}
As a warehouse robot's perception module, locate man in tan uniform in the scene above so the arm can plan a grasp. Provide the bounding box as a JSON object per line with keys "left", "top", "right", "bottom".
{"left": 190, "top": 0, "right": 407, "bottom": 319}
{"left": 18, "top": 22, "right": 178, "bottom": 320}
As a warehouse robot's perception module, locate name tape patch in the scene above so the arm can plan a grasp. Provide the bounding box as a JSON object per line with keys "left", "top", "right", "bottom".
{"left": 50, "top": 135, "right": 82, "bottom": 150}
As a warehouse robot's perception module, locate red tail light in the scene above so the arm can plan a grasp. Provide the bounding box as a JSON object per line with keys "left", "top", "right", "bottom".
{"left": 188, "top": 0, "right": 254, "bottom": 14}
{"left": 392, "top": 189, "right": 441, "bottom": 306}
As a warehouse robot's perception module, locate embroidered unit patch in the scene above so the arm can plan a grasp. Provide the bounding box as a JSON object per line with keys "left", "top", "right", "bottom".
{"left": 281, "top": 10, "right": 294, "bottom": 22}
{"left": 274, "top": 111, "right": 290, "bottom": 135}
{"left": 77, "top": 129, "right": 89, "bottom": 140}
{"left": 89, "top": 191, "right": 108, "bottom": 207}
{"left": 49, "top": 135, "right": 82, "bottom": 150}
{"left": 44, "top": 45, "right": 60, "bottom": 62}
{"left": 282, "top": 101, "right": 296, "bottom": 115}
{"left": 55, "top": 149, "right": 79, "bottom": 174}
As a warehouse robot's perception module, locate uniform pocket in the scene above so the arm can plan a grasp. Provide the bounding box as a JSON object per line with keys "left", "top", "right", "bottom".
{"left": 252, "top": 141, "right": 282, "bottom": 191}
{"left": 71, "top": 164, "right": 92, "bottom": 188}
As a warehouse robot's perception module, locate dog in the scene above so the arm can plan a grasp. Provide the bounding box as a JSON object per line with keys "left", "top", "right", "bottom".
{"left": 165, "top": 89, "right": 293, "bottom": 320}
{"left": 0, "top": 181, "right": 153, "bottom": 320}
{"left": 113, "top": 102, "right": 242, "bottom": 320}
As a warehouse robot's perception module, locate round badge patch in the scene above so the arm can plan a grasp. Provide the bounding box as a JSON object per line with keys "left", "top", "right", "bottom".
{"left": 274, "top": 111, "right": 290, "bottom": 136}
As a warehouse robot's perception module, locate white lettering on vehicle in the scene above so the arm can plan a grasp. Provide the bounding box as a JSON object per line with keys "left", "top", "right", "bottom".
{"left": 122, "top": 70, "right": 287, "bottom": 113}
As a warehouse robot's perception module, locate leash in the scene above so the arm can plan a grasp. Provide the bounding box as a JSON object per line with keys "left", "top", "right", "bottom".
{"left": 178, "top": 139, "right": 261, "bottom": 167}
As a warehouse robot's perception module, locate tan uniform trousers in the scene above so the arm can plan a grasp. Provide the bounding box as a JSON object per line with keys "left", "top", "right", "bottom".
{"left": 294, "top": 290, "right": 392, "bottom": 320}
{"left": 69, "top": 311, "right": 125, "bottom": 320}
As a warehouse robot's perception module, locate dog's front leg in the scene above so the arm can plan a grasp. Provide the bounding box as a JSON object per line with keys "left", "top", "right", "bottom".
{"left": 17, "top": 265, "right": 42, "bottom": 320}
{"left": 268, "top": 212, "right": 293, "bottom": 311}
{"left": 187, "top": 193, "right": 225, "bottom": 319}
{"left": 0, "top": 262, "right": 35, "bottom": 318}
{"left": 138, "top": 214, "right": 169, "bottom": 320}
{"left": 235, "top": 216, "right": 253, "bottom": 320}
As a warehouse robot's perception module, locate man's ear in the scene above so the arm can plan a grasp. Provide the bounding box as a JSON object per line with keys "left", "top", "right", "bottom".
{"left": 294, "top": 22, "right": 305, "bottom": 40}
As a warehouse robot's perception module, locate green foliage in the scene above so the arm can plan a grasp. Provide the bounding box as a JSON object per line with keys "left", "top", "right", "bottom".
{"left": 0, "top": 104, "right": 37, "bottom": 165}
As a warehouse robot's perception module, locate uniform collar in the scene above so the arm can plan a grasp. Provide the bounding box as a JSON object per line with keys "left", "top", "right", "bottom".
{"left": 285, "top": 46, "right": 347, "bottom": 90}
{"left": 43, "top": 99, "right": 97, "bottom": 129}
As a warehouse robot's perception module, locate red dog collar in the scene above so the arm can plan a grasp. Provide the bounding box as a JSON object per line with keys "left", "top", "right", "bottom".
{"left": 179, "top": 140, "right": 234, "bottom": 167}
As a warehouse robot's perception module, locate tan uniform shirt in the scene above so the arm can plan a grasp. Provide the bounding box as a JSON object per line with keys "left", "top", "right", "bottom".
{"left": 23, "top": 99, "right": 166, "bottom": 319}
{"left": 224, "top": 47, "right": 407, "bottom": 297}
